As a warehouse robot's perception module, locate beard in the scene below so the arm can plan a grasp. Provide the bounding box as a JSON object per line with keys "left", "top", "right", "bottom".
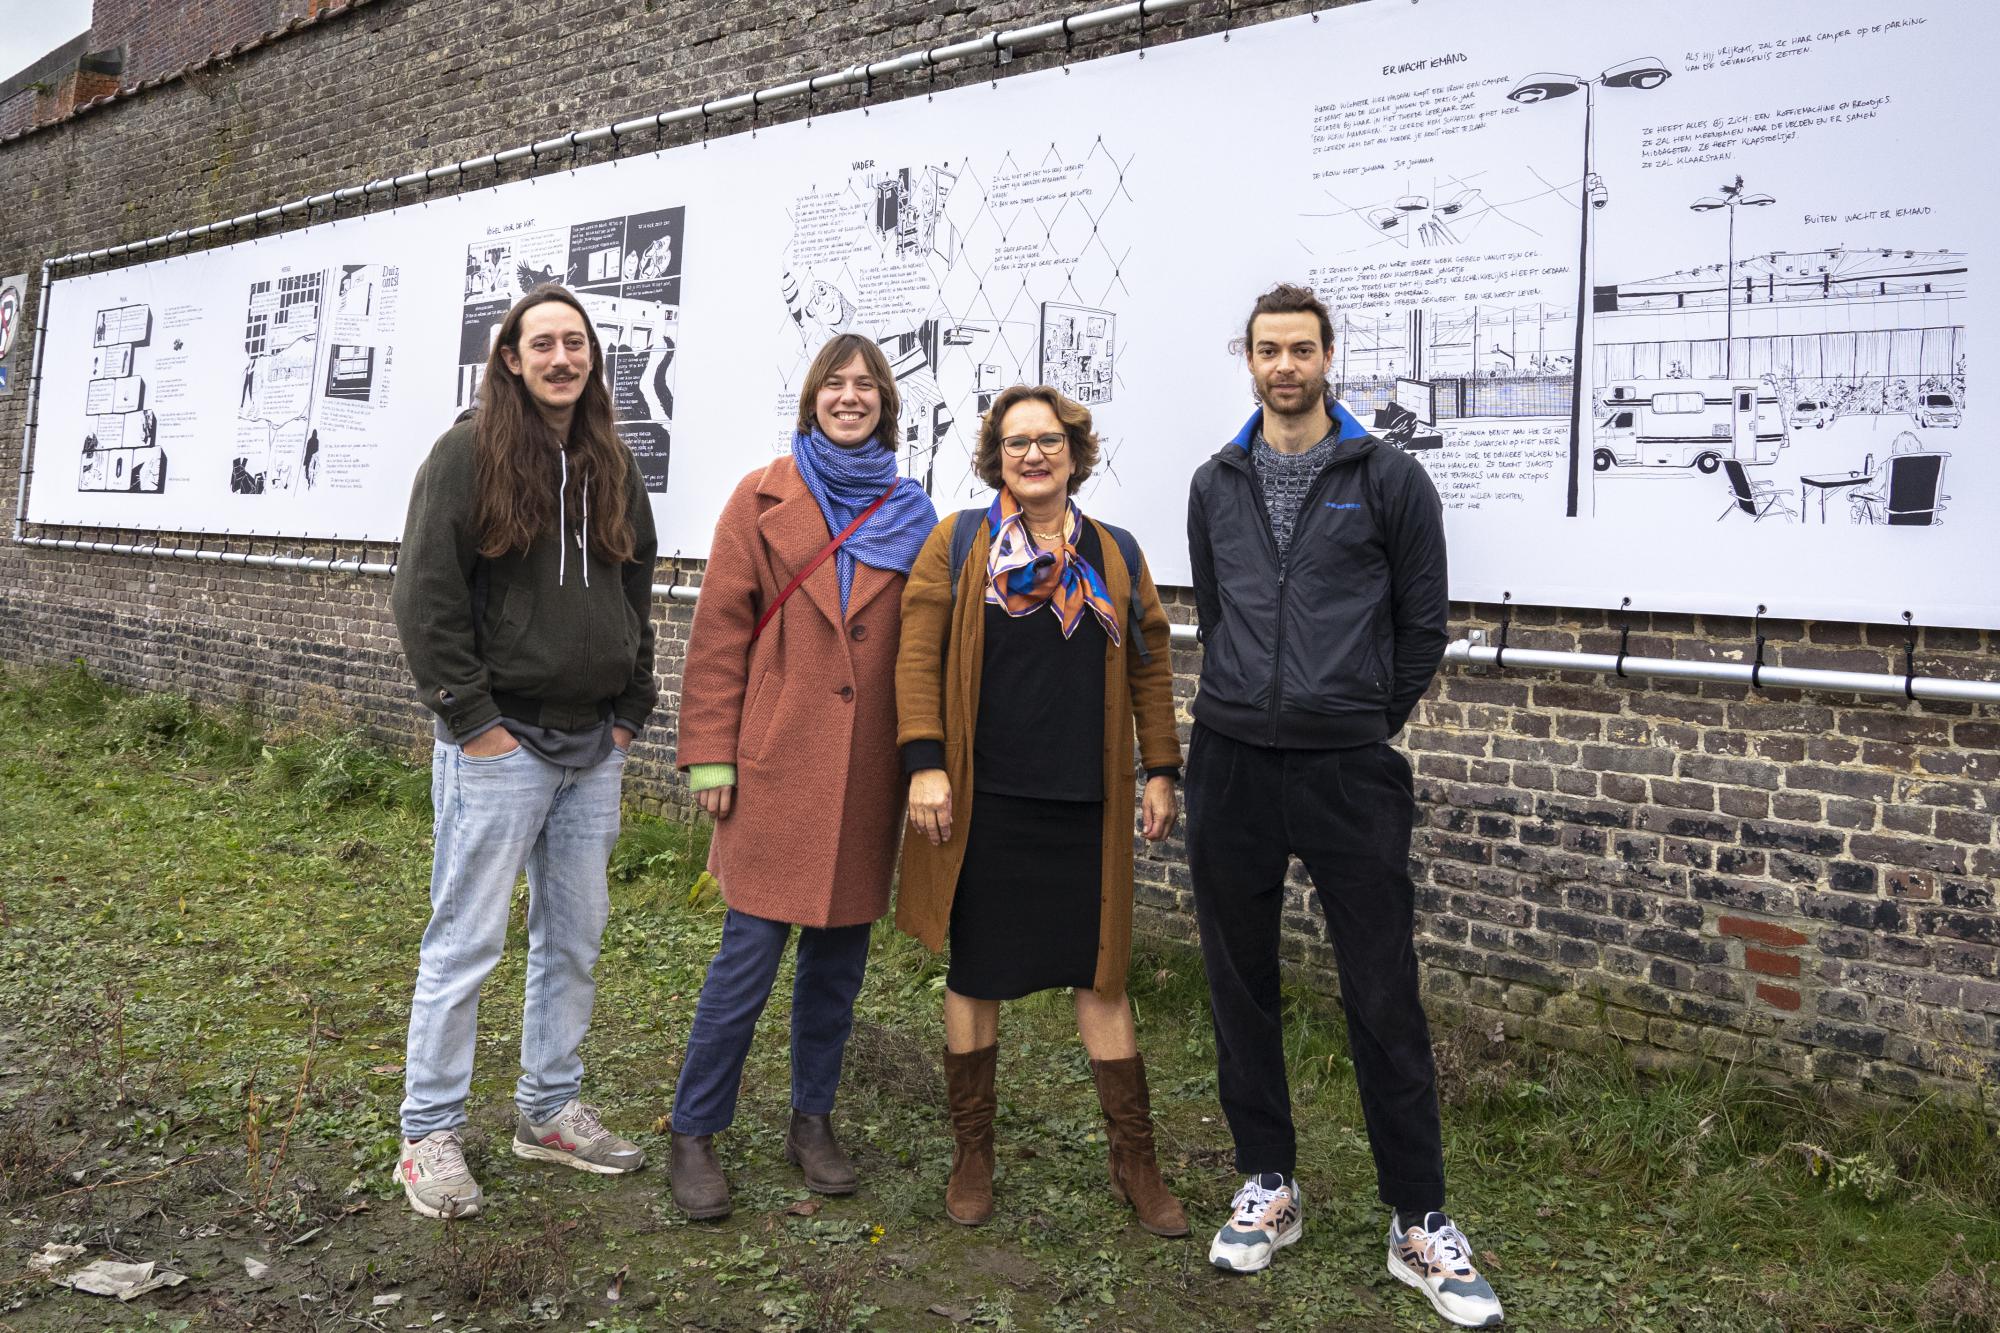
{"left": 1253, "top": 370, "right": 1329, "bottom": 417}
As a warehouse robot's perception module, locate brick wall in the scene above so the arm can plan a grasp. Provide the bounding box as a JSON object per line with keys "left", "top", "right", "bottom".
{"left": 89, "top": 1, "right": 312, "bottom": 88}
{"left": 0, "top": 32, "right": 108, "bottom": 140}
{"left": 1, "top": 0, "right": 1995, "bottom": 1102}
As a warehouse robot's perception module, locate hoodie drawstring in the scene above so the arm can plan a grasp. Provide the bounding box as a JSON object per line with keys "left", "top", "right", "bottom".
{"left": 556, "top": 450, "right": 591, "bottom": 589}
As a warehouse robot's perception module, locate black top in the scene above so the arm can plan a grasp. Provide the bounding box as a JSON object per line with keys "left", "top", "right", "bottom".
{"left": 972, "top": 525, "right": 1109, "bottom": 802}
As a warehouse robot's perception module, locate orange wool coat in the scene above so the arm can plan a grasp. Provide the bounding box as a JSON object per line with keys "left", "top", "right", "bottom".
{"left": 893, "top": 511, "right": 1181, "bottom": 997}
{"left": 676, "top": 459, "right": 911, "bottom": 928}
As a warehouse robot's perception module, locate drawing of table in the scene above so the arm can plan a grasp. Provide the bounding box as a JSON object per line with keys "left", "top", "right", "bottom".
{"left": 1800, "top": 472, "right": 1871, "bottom": 524}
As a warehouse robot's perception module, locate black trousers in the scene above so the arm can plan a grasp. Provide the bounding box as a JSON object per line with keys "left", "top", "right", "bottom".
{"left": 1184, "top": 722, "right": 1446, "bottom": 1216}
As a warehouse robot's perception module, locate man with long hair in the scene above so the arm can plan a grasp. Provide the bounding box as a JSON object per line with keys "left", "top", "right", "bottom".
{"left": 390, "top": 284, "right": 658, "bottom": 1219}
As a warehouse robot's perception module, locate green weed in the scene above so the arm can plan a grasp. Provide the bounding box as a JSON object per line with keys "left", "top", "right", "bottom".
{"left": 0, "top": 666, "right": 1995, "bottom": 1332}
{"left": 259, "top": 729, "right": 429, "bottom": 810}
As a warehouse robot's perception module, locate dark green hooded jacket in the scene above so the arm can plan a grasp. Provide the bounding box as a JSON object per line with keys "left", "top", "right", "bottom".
{"left": 392, "top": 417, "right": 658, "bottom": 741}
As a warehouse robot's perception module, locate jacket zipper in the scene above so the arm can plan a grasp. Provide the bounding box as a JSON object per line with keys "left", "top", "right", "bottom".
{"left": 1241, "top": 446, "right": 1349, "bottom": 746}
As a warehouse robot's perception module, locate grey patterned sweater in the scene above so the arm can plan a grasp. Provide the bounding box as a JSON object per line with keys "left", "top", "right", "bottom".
{"left": 1250, "top": 425, "right": 1339, "bottom": 561}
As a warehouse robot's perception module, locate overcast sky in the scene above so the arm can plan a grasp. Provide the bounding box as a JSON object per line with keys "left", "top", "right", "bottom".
{"left": 0, "top": 0, "right": 93, "bottom": 84}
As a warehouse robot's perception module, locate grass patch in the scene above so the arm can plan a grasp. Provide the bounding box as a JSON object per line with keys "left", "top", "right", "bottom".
{"left": 0, "top": 660, "right": 1994, "bottom": 1331}
{"left": 259, "top": 728, "right": 432, "bottom": 810}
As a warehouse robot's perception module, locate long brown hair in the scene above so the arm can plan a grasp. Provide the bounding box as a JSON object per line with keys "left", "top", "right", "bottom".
{"left": 472, "top": 284, "right": 636, "bottom": 564}
{"left": 794, "top": 333, "right": 902, "bottom": 451}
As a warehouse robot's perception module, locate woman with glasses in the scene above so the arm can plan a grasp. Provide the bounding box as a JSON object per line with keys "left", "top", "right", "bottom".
{"left": 894, "top": 384, "right": 1186, "bottom": 1237}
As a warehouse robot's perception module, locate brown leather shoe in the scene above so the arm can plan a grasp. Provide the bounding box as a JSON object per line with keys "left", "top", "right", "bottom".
{"left": 667, "top": 1131, "right": 731, "bottom": 1220}
{"left": 784, "top": 1111, "right": 858, "bottom": 1195}
{"left": 1091, "top": 1054, "right": 1189, "bottom": 1237}
{"left": 943, "top": 1044, "right": 997, "bottom": 1226}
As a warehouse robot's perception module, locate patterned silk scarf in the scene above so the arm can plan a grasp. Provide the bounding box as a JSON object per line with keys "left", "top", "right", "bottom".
{"left": 982, "top": 489, "right": 1122, "bottom": 646}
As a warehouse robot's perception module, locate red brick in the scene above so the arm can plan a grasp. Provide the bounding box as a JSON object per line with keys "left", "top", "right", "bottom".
{"left": 1756, "top": 983, "right": 1803, "bottom": 1011}
{"left": 1745, "top": 947, "right": 1802, "bottom": 978}
{"left": 1718, "top": 916, "right": 1809, "bottom": 949}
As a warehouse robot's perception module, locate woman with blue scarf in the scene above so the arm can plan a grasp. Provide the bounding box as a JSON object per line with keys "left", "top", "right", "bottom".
{"left": 671, "top": 334, "right": 936, "bottom": 1220}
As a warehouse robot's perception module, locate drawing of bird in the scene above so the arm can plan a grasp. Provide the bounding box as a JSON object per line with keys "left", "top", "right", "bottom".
{"left": 517, "top": 261, "right": 560, "bottom": 293}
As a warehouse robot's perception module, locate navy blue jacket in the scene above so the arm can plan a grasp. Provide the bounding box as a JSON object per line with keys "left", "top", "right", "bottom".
{"left": 1186, "top": 398, "right": 1448, "bottom": 748}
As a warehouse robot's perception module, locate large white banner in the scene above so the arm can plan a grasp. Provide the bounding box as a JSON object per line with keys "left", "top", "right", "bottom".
{"left": 24, "top": 0, "right": 1996, "bottom": 627}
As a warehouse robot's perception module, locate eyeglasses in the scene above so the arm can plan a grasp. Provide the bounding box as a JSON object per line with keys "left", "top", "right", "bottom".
{"left": 1000, "top": 433, "right": 1068, "bottom": 457}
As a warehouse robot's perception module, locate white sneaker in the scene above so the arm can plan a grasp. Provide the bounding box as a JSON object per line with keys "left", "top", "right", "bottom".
{"left": 512, "top": 1098, "right": 646, "bottom": 1174}
{"left": 1388, "top": 1211, "right": 1504, "bottom": 1327}
{"left": 1208, "top": 1173, "right": 1302, "bottom": 1273}
{"left": 396, "top": 1130, "right": 482, "bottom": 1219}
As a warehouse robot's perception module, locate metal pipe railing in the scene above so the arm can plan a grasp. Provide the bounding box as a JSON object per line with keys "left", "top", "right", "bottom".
{"left": 10, "top": 0, "right": 1201, "bottom": 547}
{"left": 22, "top": 530, "right": 1997, "bottom": 694}
{"left": 44, "top": 0, "right": 1201, "bottom": 269}
{"left": 1445, "top": 638, "right": 2000, "bottom": 705}
{"left": 9, "top": 531, "right": 1192, "bottom": 634}
{"left": 11, "top": 261, "right": 54, "bottom": 542}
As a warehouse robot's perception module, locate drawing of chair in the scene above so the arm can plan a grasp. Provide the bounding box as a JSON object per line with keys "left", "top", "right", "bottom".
{"left": 1718, "top": 459, "right": 1796, "bottom": 523}
{"left": 1849, "top": 451, "right": 1951, "bottom": 526}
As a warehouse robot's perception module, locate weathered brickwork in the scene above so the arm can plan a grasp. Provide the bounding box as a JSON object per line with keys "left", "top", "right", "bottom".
{"left": 88, "top": 0, "right": 320, "bottom": 88}
{"left": 1, "top": 0, "right": 1995, "bottom": 1102}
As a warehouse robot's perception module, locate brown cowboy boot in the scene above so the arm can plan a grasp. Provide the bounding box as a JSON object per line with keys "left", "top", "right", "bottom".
{"left": 942, "top": 1044, "right": 997, "bottom": 1226}
{"left": 784, "top": 1110, "right": 858, "bottom": 1195}
{"left": 667, "top": 1131, "right": 731, "bottom": 1220}
{"left": 1091, "top": 1054, "right": 1189, "bottom": 1237}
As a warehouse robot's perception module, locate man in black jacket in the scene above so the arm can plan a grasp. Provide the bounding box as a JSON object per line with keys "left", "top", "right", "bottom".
{"left": 1186, "top": 284, "right": 1501, "bottom": 1327}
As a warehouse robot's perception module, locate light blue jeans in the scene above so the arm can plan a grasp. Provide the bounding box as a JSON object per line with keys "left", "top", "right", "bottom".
{"left": 400, "top": 740, "right": 624, "bottom": 1138}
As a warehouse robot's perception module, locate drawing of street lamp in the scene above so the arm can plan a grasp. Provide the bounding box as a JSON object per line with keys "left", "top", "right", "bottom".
{"left": 1690, "top": 175, "right": 1776, "bottom": 377}
{"left": 1507, "top": 57, "right": 1671, "bottom": 517}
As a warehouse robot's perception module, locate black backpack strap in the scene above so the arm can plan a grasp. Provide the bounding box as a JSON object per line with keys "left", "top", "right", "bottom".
{"left": 946, "top": 506, "right": 986, "bottom": 593}
{"left": 1097, "top": 520, "right": 1152, "bottom": 665}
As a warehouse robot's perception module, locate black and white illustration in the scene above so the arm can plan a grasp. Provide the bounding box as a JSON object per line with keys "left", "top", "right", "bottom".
{"left": 1039, "top": 303, "right": 1116, "bottom": 407}
{"left": 325, "top": 344, "right": 377, "bottom": 402}
{"left": 232, "top": 264, "right": 399, "bottom": 495}
{"left": 78, "top": 303, "right": 162, "bottom": 494}
{"left": 20, "top": 0, "right": 1993, "bottom": 625}
{"left": 1296, "top": 12, "right": 1974, "bottom": 559}
{"left": 775, "top": 142, "right": 1134, "bottom": 498}
{"left": 456, "top": 208, "right": 684, "bottom": 493}
{"left": 1591, "top": 241, "right": 1964, "bottom": 529}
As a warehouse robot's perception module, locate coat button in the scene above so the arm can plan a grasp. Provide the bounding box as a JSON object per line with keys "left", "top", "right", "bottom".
{"left": 850, "top": 622, "right": 868, "bottom": 641}
{"left": 839, "top": 685, "right": 854, "bottom": 701}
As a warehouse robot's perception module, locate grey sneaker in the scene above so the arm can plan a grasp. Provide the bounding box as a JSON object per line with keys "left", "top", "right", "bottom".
{"left": 1388, "top": 1211, "right": 1505, "bottom": 1327}
{"left": 1209, "top": 1173, "right": 1302, "bottom": 1273}
{"left": 397, "top": 1130, "right": 482, "bottom": 1219}
{"left": 512, "top": 1098, "right": 646, "bottom": 1175}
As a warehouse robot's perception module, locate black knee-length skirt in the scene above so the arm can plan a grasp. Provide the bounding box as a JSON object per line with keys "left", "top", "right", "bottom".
{"left": 946, "top": 792, "right": 1103, "bottom": 1001}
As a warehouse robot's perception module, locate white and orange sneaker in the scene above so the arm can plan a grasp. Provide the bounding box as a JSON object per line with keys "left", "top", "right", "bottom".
{"left": 1208, "top": 1173, "right": 1303, "bottom": 1273}
{"left": 1388, "top": 1211, "right": 1504, "bottom": 1327}
{"left": 396, "top": 1129, "right": 483, "bottom": 1219}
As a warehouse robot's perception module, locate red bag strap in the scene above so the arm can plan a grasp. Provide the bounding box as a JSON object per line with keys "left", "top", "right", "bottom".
{"left": 750, "top": 483, "right": 898, "bottom": 642}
